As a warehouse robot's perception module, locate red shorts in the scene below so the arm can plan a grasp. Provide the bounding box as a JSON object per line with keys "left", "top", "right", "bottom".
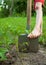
{"left": 34, "top": 0, "right": 45, "bottom": 10}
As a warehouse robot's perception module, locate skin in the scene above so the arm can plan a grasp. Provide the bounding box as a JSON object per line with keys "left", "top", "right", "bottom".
{"left": 28, "top": 2, "right": 43, "bottom": 38}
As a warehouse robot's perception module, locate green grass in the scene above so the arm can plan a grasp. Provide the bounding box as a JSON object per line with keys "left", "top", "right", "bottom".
{"left": 0, "top": 16, "right": 46, "bottom": 45}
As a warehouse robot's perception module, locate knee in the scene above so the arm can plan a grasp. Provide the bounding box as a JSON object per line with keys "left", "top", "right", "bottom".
{"left": 35, "top": 2, "right": 42, "bottom": 10}
{"left": 35, "top": 6, "right": 39, "bottom": 10}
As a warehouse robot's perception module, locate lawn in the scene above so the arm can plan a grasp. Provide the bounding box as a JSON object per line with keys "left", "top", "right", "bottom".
{"left": 0, "top": 16, "right": 46, "bottom": 45}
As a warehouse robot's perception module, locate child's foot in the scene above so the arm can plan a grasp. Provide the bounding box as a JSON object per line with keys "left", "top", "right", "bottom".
{"left": 27, "top": 32, "right": 41, "bottom": 38}
{"left": 27, "top": 28, "right": 42, "bottom": 38}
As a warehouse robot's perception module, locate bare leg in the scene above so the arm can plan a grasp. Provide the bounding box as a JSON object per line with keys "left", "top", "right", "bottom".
{"left": 28, "top": 2, "right": 43, "bottom": 38}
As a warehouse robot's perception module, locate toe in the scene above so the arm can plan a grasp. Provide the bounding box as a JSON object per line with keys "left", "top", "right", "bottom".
{"left": 27, "top": 33, "right": 32, "bottom": 37}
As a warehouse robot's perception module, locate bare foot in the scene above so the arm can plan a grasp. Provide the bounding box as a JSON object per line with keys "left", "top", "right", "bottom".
{"left": 28, "top": 32, "right": 41, "bottom": 38}
{"left": 27, "top": 28, "right": 42, "bottom": 38}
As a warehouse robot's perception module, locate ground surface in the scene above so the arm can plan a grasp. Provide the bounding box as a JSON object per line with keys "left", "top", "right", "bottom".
{"left": 13, "top": 47, "right": 46, "bottom": 65}
{"left": 0, "top": 45, "right": 46, "bottom": 65}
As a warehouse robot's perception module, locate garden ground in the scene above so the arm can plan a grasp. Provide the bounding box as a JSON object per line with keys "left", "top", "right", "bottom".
{"left": 0, "top": 16, "right": 46, "bottom": 65}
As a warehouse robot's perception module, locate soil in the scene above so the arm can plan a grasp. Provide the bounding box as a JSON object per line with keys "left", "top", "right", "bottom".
{"left": 0, "top": 45, "right": 46, "bottom": 65}
{"left": 14, "top": 50, "right": 46, "bottom": 65}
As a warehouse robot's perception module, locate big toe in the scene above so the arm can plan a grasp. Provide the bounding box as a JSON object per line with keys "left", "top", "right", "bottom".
{"left": 27, "top": 33, "right": 32, "bottom": 37}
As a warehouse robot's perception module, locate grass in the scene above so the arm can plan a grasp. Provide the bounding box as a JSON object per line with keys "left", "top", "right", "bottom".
{"left": 0, "top": 16, "right": 46, "bottom": 45}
